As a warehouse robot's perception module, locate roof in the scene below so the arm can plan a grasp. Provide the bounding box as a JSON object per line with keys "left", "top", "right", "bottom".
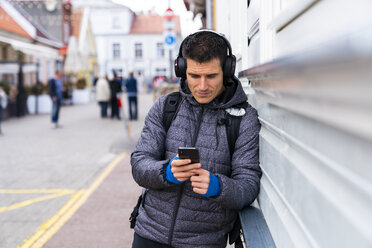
{"left": 9, "top": 0, "right": 63, "bottom": 43}
{"left": 0, "top": 6, "right": 32, "bottom": 39}
{"left": 130, "top": 14, "right": 181, "bottom": 34}
{"left": 71, "top": 9, "right": 83, "bottom": 39}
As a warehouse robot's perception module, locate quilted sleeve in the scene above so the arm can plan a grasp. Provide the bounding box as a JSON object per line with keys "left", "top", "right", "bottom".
{"left": 131, "top": 95, "right": 173, "bottom": 189}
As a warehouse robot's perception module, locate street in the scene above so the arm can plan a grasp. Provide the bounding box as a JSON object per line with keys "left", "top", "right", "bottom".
{"left": 0, "top": 93, "right": 154, "bottom": 248}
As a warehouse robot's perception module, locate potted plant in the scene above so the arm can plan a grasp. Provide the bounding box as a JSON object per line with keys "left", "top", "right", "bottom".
{"left": 72, "top": 78, "right": 90, "bottom": 104}
{"left": 26, "top": 82, "right": 52, "bottom": 114}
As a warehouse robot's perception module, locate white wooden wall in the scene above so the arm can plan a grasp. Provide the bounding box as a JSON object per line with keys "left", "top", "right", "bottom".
{"left": 215, "top": 0, "right": 372, "bottom": 247}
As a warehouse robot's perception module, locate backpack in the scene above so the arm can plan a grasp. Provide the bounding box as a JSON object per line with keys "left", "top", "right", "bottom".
{"left": 130, "top": 91, "right": 247, "bottom": 247}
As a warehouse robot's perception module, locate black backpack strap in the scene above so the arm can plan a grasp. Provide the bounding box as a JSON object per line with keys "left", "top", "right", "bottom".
{"left": 225, "top": 101, "right": 248, "bottom": 158}
{"left": 226, "top": 102, "right": 248, "bottom": 246}
{"left": 226, "top": 115, "right": 242, "bottom": 158}
{"left": 129, "top": 194, "right": 143, "bottom": 229}
{"left": 163, "top": 91, "right": 182, "bottom": 132}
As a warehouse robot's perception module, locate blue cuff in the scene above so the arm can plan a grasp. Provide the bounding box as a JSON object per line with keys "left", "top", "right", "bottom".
{"left": 202, "top": 172, "right": 221, "bottom": 197}
{"left": 166, "top": 157, "right": 183, "bottom": 184}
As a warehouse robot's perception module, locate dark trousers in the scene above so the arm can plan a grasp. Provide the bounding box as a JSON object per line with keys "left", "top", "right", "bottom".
{"left": 99, "top": 101, "right": 108, "bottom": 117}
{"left": 0, "top": 105, "right": 2, "bottom": 134}
{"left": 132, "top": 233, "right": 173, "bottom": 248}
{"left": 128, "top": 96, "right": 138, "bottom": 120}
{"left": 110, "top": 97, "right": 120, "bottom": 119}
{"left": 51, "top": 99, "right": 61, "bottom": 123}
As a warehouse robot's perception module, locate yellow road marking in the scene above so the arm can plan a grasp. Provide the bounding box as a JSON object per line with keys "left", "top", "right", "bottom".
{"left": 0, "top": 189, "right": 75, "bottom": 194}
{"left": 17, "top": 152, "right": 126, "bottom": 248}
{"left": 0, "top": 191, "right": 72, "bottom": 214}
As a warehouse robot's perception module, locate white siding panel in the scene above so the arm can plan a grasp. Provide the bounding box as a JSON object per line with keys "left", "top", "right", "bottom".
{"left": 243, "top": 56, "right": 372, "bottom": 247}
{"left": 275, "top": 0, "right": 372, "bottom": 58}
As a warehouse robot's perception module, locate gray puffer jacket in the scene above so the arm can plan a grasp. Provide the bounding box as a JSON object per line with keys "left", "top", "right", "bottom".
{"left": 131, "top": 78, "right": 261, "bottom": 247}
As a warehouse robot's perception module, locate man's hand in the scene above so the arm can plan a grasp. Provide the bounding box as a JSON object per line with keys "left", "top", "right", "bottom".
{"left": 52, "top": 96, "right": 57, "bottom": 102}
{"left": 171, "top": 158, "right": 201, "bottom": 182}
{"left": 190, "top": 169, "right": 210, "bottom": 195}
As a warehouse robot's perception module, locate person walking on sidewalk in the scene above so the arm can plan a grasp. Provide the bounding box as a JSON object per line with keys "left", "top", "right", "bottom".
{"left": 49, "top": 70, "right": 63, "bottom": 128}
{"left": 131, "top": 30, "right": 261, "bottom": 247}
{"left": 0, "top": 86, "right": 8, "bottom": 135}
{"left": 109, "top": 73, "right": 122, "bottom": 120}
{"left": 125, "top": 72, "right": 138, "bottom": 120}
{"left": 95, "top": 75, "right": 111, "bottom": 118}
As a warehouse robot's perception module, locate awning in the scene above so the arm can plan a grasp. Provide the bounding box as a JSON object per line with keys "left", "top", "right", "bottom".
{"left": 0, "top": 36, "right": 60, "bottom": 58}
{"left": 0, "top": 63, "right": 18, "bottom": 74}
{"left": 0, "top": 62, "right": 37, "bottom": 74}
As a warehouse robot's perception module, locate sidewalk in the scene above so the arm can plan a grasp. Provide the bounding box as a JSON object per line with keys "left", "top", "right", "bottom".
{"left": 39, "top": 93, "right": 152, "bottom": 247}
{"left": 0, "top": 93, "right": 153, "bottom": 248}
{"left": 43, "top": 154, "right": 140, "bottom": 248}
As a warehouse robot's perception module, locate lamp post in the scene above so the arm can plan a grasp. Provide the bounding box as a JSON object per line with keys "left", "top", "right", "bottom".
{"left": 0, "top": 97, "right": 2, "bottom": 135}
{"left": 35, "top": 60, "right": 40, "bottom": 114}
{"left": 16, "top": 51, "right": 25, "bottom": 117}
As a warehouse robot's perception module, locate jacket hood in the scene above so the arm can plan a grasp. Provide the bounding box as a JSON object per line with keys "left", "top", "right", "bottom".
{"left": 179, "top": 76, "right": 248, "bottom": 109}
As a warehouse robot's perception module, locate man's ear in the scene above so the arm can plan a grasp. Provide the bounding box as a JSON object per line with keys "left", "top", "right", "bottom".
{"left": 180, "top": 78, "right": 191, "bottom": 94}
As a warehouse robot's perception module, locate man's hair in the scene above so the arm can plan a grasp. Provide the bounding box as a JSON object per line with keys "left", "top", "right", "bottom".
{"left": 181, "top": 31, "right": 227, "bottom": 68}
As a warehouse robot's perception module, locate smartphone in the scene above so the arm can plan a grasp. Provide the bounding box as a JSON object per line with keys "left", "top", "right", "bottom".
{"left": 178, "top": 147, "right": 200, "bottom": 163}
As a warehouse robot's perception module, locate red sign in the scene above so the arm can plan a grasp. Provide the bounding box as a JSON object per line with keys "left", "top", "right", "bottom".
{"left": 164, "top": 8, "right": 174, "bottom": 20}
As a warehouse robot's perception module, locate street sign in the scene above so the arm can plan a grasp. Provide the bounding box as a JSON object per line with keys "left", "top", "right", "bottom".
{"left": 163, "top": 21, "right": 176, "bottom": 30}
{"left": 165, "top": 35, "right": 175, "bottom": 45}
{"left": 164, "top": 8, "right": 174, "bottom": 20}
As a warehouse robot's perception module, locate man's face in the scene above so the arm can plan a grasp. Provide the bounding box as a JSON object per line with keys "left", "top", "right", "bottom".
{"left": 186, "top": 58, "right": 225, "bottom": 104}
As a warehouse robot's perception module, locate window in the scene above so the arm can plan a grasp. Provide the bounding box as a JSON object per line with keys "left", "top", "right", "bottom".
{"left": 112, "top": 16, "right": 121, "bottom": 29}
{"left": 156, "top": 42, "right": 164, "bottom": 57}
{"left": 156, "top": 68, "right": 166, "bottom": 76}
{"left": 47, "top": 60, "right": 53, "bottom": 78}
{"left": 135, "top": 43, "right": 142, "bottom": 59}
{"left": 113, "top": 43, "right": 120, "bottom": 59}
{"left": 37, "top": 58, "right": 42, "bottom": 81}
{"left": 2, "top": 46, "right": 7, "bottom": 60}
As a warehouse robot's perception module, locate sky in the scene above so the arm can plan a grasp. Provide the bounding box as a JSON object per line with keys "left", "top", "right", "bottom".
{"left": 110, "top": 0, "right": 202, "bottom": 37}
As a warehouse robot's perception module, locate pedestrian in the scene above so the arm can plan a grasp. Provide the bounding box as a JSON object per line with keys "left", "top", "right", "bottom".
{"left": 125, "top": 72, "right": 138, "bottom": 120}
{"left": 131, "top": 30, "right": 261, "bottom": 247}
{"left": 0, "top": 86, "right": 8, "bottom": 135}
{"left": 48, "top": 70, "right": 63, "bottom": 128}
{"left": 95, "top": 75, "right": 110, "bottom": 118}
{"left": 109, "top": 73, "right": 122, "bottom": 120}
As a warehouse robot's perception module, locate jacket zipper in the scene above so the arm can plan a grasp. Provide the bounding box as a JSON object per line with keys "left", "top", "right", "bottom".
{"left": 168, "top": 106, "right": 204, "bottom": 246}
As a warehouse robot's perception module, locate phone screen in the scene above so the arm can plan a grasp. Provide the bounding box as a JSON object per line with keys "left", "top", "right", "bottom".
{"left": 178, "top": 147, "right": 200, "bottom": 163}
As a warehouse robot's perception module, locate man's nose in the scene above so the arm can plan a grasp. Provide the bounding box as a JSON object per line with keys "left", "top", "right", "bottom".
{"left": 199, "top": 77, "right": 208, "bottom": 90}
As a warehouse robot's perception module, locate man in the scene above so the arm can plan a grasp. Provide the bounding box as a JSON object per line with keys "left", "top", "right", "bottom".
{"left": 95, "top": 75, "right": 110, "bottom": 118}
{"left": 109, "top": 73, "right": 122, "bottom": 120}
{"left": 125, "top": 72, "right": 138, "bottom": 120}
{"left": 0, "top": 86, "right": 7, "bottom": 135}
{"left": 131, "top": 30, "right": 261, "bottom": 247}
{"left": 49, "top": 70, "right": 63, "bottom": 128}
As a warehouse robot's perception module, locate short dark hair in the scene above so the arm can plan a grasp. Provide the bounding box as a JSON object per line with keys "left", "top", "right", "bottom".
{"left": 181, "top": 31, "right": 227, "bottom": 68}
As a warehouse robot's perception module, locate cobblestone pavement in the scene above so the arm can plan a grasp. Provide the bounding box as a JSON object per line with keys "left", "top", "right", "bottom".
{"left": 0, "top": 93, "right": 153, "bottom": 248}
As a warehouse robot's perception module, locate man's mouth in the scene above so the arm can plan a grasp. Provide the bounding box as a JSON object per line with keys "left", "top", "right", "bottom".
{"left": 196, "top": 91, "right": 211, "bottom": 97}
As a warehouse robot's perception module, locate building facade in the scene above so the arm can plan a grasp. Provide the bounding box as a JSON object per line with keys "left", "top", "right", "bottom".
{"left": 72, "top": 0, "right": 181, "bottom": 90}
{"left": 202, "top": 0, "right": 372, "bottom": 247}
{"left": 0, "top": 0, "right": 63, "bottom": 117}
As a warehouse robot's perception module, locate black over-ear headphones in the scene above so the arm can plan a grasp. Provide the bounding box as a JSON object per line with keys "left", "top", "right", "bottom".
{"left": 174, "top": 30, "right": 236, "bottom": 79}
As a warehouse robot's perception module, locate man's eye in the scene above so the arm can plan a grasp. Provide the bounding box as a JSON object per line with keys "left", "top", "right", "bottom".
{"left": 207, "top": 75, "right": 217, "bottom": 79}
{"left": 190, "top": 74, "right": 200, "bottom": 78}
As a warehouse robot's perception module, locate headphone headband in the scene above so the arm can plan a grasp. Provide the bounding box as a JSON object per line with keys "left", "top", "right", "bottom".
{"left": 174, "top": 30, "right": 236, "bottom": 80}
{"left": 177, "top": 30, "right": 233, "bottom": 58}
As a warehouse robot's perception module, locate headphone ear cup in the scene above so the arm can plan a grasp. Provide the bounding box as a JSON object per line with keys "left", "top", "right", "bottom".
{"left": 223, "top": 55, "right": 236, "bottom": 78}
{"left": 175, "top": 57, "right": 187, "bottom": 78}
